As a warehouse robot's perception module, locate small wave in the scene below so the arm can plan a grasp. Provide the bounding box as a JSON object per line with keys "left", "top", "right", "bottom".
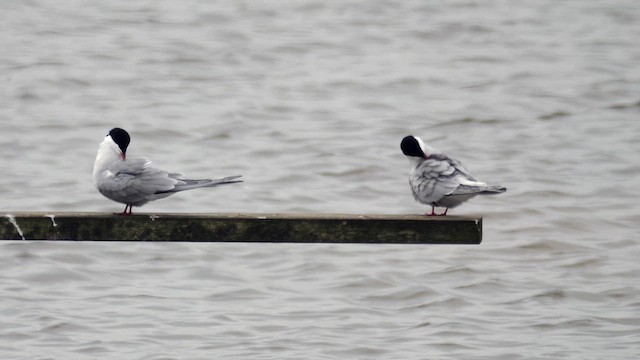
{"left": 433, "top": 117, "right": 509, "bottom": 127}
{"left": 607, "top": 100, "right": 640, "bottom": 110}
{"left": 538, "top": 111, "right": 572, "bottom": 120}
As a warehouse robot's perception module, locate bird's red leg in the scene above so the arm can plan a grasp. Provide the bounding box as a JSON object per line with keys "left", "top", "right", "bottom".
{"left": 424, "top": 206, "right": 449, "bottom": 216}
{"left": 114, "top": 204, "right": 132, "bottom": 216}
{"left": 425, "top": 206, "right": 438, "bottom": 216}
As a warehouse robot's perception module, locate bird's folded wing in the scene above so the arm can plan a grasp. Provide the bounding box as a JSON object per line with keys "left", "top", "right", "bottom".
{"left": 430, "top": 153, "right": 478, "bottom": 181}
{"left": 413, "top": 159, "right": 460, "bottom": 203}
{"left": 101, "top": 158, "right": 178, "bottom": 197}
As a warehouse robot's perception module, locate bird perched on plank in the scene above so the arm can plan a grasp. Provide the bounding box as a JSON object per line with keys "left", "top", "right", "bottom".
{"left": 400, "top": 135, "right": 506, "bottom": 216}
{"left": 93, "top": 128, "right": 242, "bottom": 215}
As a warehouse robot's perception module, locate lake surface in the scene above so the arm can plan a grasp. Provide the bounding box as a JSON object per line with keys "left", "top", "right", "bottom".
{"left": 1, "top": 0, "right": 639, "bottom": 358}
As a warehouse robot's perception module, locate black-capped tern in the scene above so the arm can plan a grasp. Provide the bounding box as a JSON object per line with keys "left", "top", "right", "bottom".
{"left": 93, "top": 128, "right": 242, "bottom": 215}
{"left": 401, "top": 135, "right": 505, "bottom": 216}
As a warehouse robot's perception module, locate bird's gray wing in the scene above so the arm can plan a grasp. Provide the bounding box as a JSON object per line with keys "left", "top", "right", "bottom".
{"left": 412, "top": 151, "right": 497, "bottom": 203}
{"left": 433, "top": 153, "right": 493, "bottom": 185}
{"left": 98, "top": 158, "right": 179, "bottom": 203}
{"left": 410, "top": 158, "right": 461, "bottom": 204}
{"left": 431, "top": 153, "right": 478, "bottom": 181}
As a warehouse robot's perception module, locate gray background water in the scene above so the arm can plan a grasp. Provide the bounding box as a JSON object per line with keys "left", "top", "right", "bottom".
{"left": 1, "top": 0, "right": 639, "bottom": 358}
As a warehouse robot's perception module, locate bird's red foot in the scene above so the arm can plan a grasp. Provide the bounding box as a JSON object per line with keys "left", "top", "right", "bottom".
{"left": 114, "top": 205, "right": 133, "bottom": 216}
{"left": 424, "top": 207, "right": 448, "bottom": 216}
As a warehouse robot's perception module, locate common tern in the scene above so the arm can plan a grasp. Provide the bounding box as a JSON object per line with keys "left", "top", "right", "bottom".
{"left": 93, "top": 128, "right": 242, "bottom": 215}
{"left": 400, "top": 135, "right": 506, "bottom": 216}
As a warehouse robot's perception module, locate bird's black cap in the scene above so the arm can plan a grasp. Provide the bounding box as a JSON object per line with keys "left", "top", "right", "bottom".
{"left": 109, "top": 128, "right": 130, "bottom": 154}
{"left": 400, "top": 135, "right": 425, "bottom": 157}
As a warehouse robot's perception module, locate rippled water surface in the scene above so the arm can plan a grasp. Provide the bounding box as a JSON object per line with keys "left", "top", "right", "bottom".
{"left": 1, "top": 0, "right": 639, "bottom": 358}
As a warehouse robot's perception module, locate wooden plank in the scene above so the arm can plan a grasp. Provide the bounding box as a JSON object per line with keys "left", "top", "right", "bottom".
{"left": 0, "top": 212, "right": 482, "bottom": 244}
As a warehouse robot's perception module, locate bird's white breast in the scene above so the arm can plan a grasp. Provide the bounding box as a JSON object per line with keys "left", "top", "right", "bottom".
{"left": 93, "top": 137, "right": 121, "bottom": 186}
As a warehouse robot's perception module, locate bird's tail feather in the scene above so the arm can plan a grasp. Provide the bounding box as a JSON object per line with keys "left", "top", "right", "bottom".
{"left": 203, "top": 175, "right": 243, "bottom": 187}
{"left": 452, "top": 184, "right": 506, "bottom": 195}
{"left": 169, "top": 175, "right": 243, "bottom": 192}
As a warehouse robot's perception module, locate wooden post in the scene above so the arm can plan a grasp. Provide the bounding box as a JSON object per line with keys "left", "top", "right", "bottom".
{"left": 0, "top": 212, "right": 482, "bottom": 244}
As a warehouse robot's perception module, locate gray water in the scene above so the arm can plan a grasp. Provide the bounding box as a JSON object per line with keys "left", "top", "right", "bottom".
{"left": 1, "top": 0, "right": 639, "bottom": 358}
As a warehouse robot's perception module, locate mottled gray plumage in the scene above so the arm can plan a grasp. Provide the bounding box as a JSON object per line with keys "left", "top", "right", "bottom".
{"left": 93, "top": 128, "right": 242, "bottom": 214}
{"left": 401, "top": 135, "right": 505, "bottom": 215}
